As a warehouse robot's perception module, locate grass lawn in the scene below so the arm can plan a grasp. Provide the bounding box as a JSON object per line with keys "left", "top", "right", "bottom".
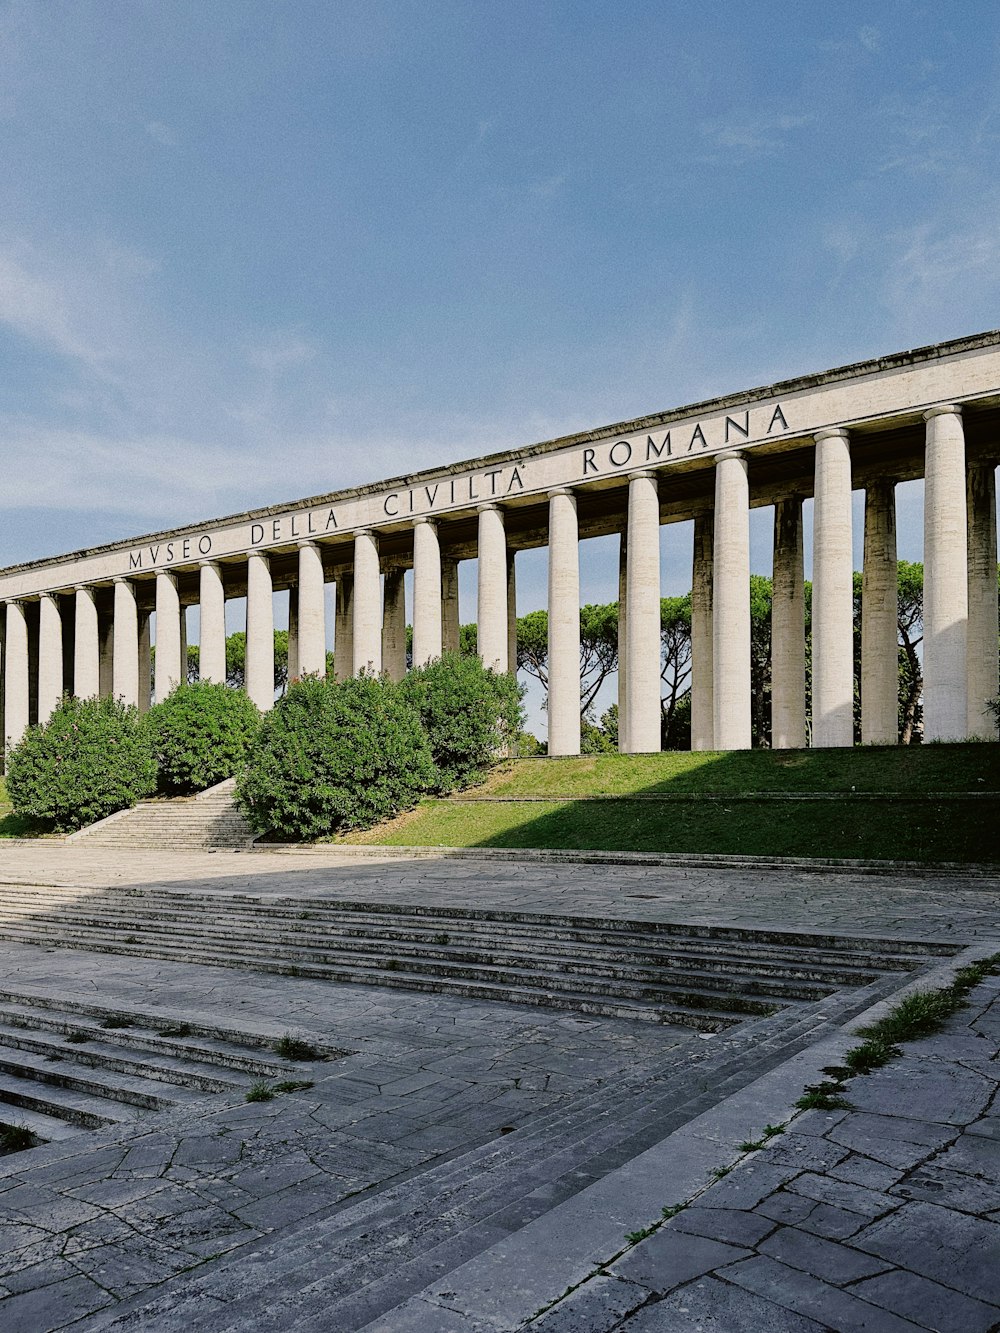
{"left": 338, "top": 795, "right": 998, "bottom": 861}
{"left": 475, "top": 743, "right": 1000, "bottom": 797}
{"left": 338, "top": 744, "right": 1000, "bottom": 862}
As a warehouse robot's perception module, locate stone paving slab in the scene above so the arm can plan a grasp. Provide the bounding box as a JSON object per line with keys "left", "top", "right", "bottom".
{"left": 1, "top": 845, "right": 999, "bottom": 941}
{"left": 375, "top": 964, "right": 999, "bottom": 1333}
{"left": 0, "top": 849, "right": 996, "bottom": 1330}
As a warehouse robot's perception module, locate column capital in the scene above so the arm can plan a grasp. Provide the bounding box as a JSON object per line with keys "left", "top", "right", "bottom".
{"left": 412, "top": 515, "right": 436, "bottom": 527}
{"left": 112, "top": 576, "right": 130, "bottom": 585}
{"left": 199, "top": 558, "right": 220, "bottom": 570}
{"left": 627, "top": 469, "right": 657, "bottom": 483}
{"left": 74, "top": 584, "right": 94, "bottom": 595}
{"left": 353, "top": 527, "right": 373, "bottom": 539}
{"left": 814, "top": 426, "right": 850, "bottom": 444}
{"left": 548, "top": 487, "right": 574, "bottom": 499}
{"left": 477, "top": 502, "right": 501, "bottom": 514}
{"left": 715, "top": 449, "right": 745, "bottom": 464}
{"left": 5, "top": 597, "right": 23, "bottom": 609}
{"left": 923, "top": 403, "right": 963, "bottom": 422}
{"left": 296, "top": 539, "right": 319, "bottom": 552}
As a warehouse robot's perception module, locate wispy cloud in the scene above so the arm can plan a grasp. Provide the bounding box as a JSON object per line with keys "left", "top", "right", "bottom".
{"left": 698, "top": 112, "right": 812, "bottom": 159}
{"left": 144, "top": 120, "right": 177, "bottom": 147}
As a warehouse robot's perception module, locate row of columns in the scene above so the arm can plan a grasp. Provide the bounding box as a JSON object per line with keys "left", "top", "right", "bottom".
{"left": 3, "top": 408, "right": 998, "bottom": 754}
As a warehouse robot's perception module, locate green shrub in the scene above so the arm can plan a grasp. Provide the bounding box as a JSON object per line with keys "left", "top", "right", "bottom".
{"left": 236, "top": 674, "right": 436, "bottom": 839}
{"left": 6, "top": 695, "right": 156, "bottom": 832}
{"left": 146, "top": 681, "right": 261, "bottom": 794}
{"left": 398, "top": 652, "right": 523, "bottom": 792}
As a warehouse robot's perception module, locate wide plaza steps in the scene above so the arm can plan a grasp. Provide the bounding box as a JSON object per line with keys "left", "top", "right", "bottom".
{"left": 70, "top": 778, "right": 255, "bottom": 850}
{"left": 0, "top": 989, "right": 332, "bottom": 1148}
{"left": 0, "top": 881, "right": 959, "bottom": 1031}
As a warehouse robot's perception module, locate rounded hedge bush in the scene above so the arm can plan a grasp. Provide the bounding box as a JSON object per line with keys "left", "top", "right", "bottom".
{"left": 398, "top": 652, "right": 523, "bottom": 792}
{"left": 6, "top": 695, "right": 157, "bottom": 832}
{"left": 146, "top": 681, "right": 261, "bottom": 794}
{"left": 235, "top": 674, "right": 437, "bottom": 839}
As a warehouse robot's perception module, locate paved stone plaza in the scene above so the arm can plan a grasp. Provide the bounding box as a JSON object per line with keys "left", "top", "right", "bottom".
{"left": 0, "top": 847, "right": 996, "bottom": 1330}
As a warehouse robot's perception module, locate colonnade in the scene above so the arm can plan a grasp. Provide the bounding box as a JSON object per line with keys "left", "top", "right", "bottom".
{"left": 2, "top": 406, "right": 998, "bottom": 757}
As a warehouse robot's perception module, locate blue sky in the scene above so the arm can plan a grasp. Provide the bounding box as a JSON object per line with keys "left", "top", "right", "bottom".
{"left": 1, "top": 0, "right": 999, "bottom": 726}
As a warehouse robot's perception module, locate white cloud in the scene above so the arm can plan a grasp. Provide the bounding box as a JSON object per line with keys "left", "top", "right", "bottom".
{"left": 699, "top": 112, "right": 812, "bottom": 157}
{"left": 145, "top": 120, "right": 177, "bottom": 147}
{"left": 245, "top": 329, "right": 318, "bottom": 374}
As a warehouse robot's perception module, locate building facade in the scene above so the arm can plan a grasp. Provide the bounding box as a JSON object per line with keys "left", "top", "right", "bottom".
{"left": 2, "top": 331, "right": 999, "bottom": 757}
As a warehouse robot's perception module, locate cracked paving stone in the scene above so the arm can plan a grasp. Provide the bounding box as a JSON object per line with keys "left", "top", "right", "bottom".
{"left": 529, "top": 1275, "right": 651, "bottom": 1331}
{"left": 827, "top": 1153, "right": 905, "bottom": 1193}
{"left": 0, "top": 1271, "right": 115, "bottom": 1332}
{"left": 720, "top": 1254, "right": 928, "bottom": 1331}
{"left": 751, "top": 1133, "right": 849, "bottom": 1173}
{"left": 757, "top": 1225, "right": 893, "bottom": 1284}
{"left": 795, "top": 1201, "right": 873, "bottom": 1241}
{"left": 610, "top": 1229, "right": 750, "bottom": 1293}
{"left": 850, "top": 1200, "right": 1000, "bottom": 1306}
{"left": 849, "top": 1268, "right": 1000, "bottom": 1333}
{"left": 753, "top": 1191, "right": 818, "bottom": 1226}
{"left": 842, "top": 1058, "right": 995, "bottom": 1126}
{"left": 616, "top": 1274, "right": 828, "bottom": 1331}
{"left": 785, "top": 1171, "right": 900, "bottom": 1218}
{"left": 666, "top": 1206, "right": 776, "bottom": 1248}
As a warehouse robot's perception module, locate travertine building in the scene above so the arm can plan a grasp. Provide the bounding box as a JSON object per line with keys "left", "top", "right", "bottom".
{"left": 2, "top": 331, "right": 998, "bottom": 757}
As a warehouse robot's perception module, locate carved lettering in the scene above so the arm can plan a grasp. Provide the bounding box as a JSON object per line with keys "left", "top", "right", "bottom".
{"left": 250, "top": 524, "right": 264, "bottom": 544}
{"left": 688, "top": 423, "right": 708, "bottom": 451}
{"left": 290, "top": 515, "right": 300, "bottom": 537}
{"left": 148, "top": 545, "right": 160, "bottom": 563}
{"left": 308, "top": 512, "right": 317, "bottom": 533}
{"left": 768, "top": 403, "right": 789, "bottom": 433}
{"left": 508, "top": 466, "right": 524, "bottom": 491}
{"left": 165, "top": 542, "right": 175, "bottom": 562}
{"left": 272, "top": 520, "right": 281, "bottom": 540}
{"left": 424, "top": 484, "right": 439, "bottom": 507}
{"left": 129, "top": 552, "right": 142, "bottom": 570}
{"left": 486, "top": 470, "right": 502, "bottom": 495}
{"left": 583, "top": 448, "right": 598, "bottom": 475}
{"left": 469, "top": 475, "right": 479, "bottom": 500}
{"left": 383, "top": 494, "right": 399, "bottom": 517}
{"left": 609, "top": 440, "right": 633, "bottom": 467}
{"left": 182, "top": 539, "right": 191, "bottom": 559}
{"left": 646, "top": 433, "right": 671, "bottom": 461}
{"left": 324, "top": 509, "right": 337, "bottom": 530}
{"left": 725, "top": 412, "right": 749, "bottom": 442}
{"left": 198, "top": 535, "right": 212, "bottom": 555}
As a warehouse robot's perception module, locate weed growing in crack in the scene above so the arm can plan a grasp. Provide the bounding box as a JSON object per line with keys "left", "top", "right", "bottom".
{"left": 0, "top": 1123, "right": 36, "bottom": 1155}
{"left": 795, "top": 1082, "right": 852, "bottom": 1111}
{"left": 739, "top": 1123, "right": 786, "bottom": 1152}
{"left": 273, "top": 1034, "right": 320, "bottom": 1061}
{"left": 65, "top": 1031, "right": 89, "bottom": 1044}
{"left": 624, "top": 1224, "right": 657, "bottom": 1245}
{"left": 660, "top": 1203, "right": 686, "bottom": 1220}
{"left": 99, "top": 1015, "right": 130, "bottom": 1029}
{"left": 435, "top": 932, "right": 450, "bottom": 946}
{"left": 245, "top": 1082, "right": 275, "bottom": 1102}
{"left": 272, "top": 1080, "right": 314, "bottom": 1095}
{"left": 156, "top": 1023, "right": 193, "bottom": 1039}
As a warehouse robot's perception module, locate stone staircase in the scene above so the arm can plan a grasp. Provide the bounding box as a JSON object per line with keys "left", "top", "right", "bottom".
{"left": 0, "top": 882, "right": 959, "bottom": 1031}
{"left": 0, "top": 989, "right": 338, "bottom": 1148}
{"left": 70, "top": 778, "right": 255, "bottom": 850}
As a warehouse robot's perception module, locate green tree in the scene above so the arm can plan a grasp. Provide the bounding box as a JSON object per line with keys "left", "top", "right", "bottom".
{"left": 516, "top": 603, "right": 619, "bottom": 719}
{"left": 659, "top": 595, "right": 692, "bottom": 749}
{"left": 146, "top": 681, "right": 261, "bottom": 794}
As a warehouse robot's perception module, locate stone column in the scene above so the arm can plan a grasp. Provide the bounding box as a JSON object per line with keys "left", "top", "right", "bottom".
{"left": 382, "top": 568, "right": 407, "bottom": 682}
{"left": 690, "top": 513, "right": 714, "bottom": 750}
{"left": 286, "top": 589, "right": 299, "bottom": 681}
{"left": 617, "top": 528, "right": 628, "bottom": 753}
{"left": 478, "top": 505, "right": 508, "bottom": 672}
{"left": 412, "top": 518, "right": 443, "bottom": 667}
{"left": 771, "top": 498, "right": 806, "bottom": 749}
{"left": 74, "top": 585, "right": 101, "bottom": 700}
{"left": 245, "top": 552, "right": 274, "bottom": 711}
{"left": 112, "top": 579, "right": 139, "bottom": 708}
{"left": 37, "top": 594, "right": 64, "bottom": 723}
{"left": 138, "top": 613, "right": 152, "bottom": 714}
{"left": 297, "top": 541, "right": 327, "bottom": 678}
{"left": 334, "top": 573, "right": 354, "bottom": 681}
{"left": 812, "top": 428, "right": 854, "bottom": 748}
{"left": 4, "top": 602, "right": 30, "bottom": 752}
{"left": 506, "top": 552, "right": 518, "bottom": 678}
{"left": 352, "top": 530, "right": 382, "bottom": 675}
{"left": 442, "top": 559, "right": 461, "bottom": 654}
{"left": 625, "top": 471, "right": 661, "bottom": 753}
{"left": 154, "top": 572, "right": 182, "bottom": 702}
{"left": 923, "top": 406, "right": 968, "bottom": 741}
{"left": 967, "top": 461, "right": 999, "bottom": 738}
{"left": 861, "top": 481, "right": 899, "bottom": 745}
{"left": 547, "top": 488, "right": 581, "bottom": 756}
{"left": 712, "top": 454, "right": 751, "bottom": 750}
{"left": 199, "top": 562, "right": 227, "bottom": 684}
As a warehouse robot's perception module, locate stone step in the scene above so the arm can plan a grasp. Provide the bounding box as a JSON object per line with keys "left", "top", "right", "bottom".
{"left": 0, "top": 1043, "right": 203, "bottom": 1111}
{"left": 0, "top": 1070, "right": 143, "bottom": 1128}
{"left": 0, "top": 993, "right": 337, "bottom": 1075}
{"left": 0, "top": 1101, "right": 81, "bottom": 1143}
{"left": 0, "top": 1020, "right": 251, "bottom": 1094}
{"left": 0, "top": 898, "right": 897, "bottom": 985}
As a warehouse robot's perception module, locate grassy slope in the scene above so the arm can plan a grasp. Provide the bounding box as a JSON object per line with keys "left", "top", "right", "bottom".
{"left": 340, "top": 744, "right": 1000, "bottom": 862}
